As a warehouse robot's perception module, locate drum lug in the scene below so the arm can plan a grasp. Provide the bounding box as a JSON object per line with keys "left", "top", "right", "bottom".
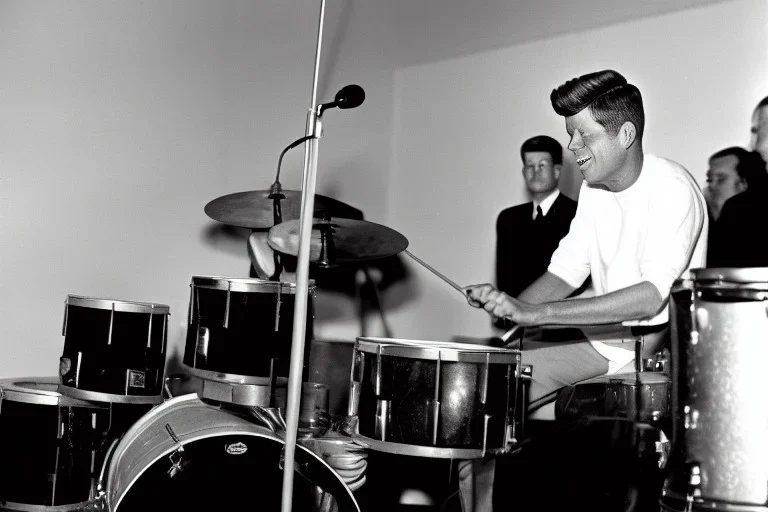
{"left": 164, "top": 423, "right": 188, "bottom": 478}
{"left": 684, "top": 462, "right": 702, "bottom": 512}
{"left": 375, "top": 399, "right": 390, "bottom": 441}
{"left": 195, "top": 327, "right": 210, "bottom": 367}
{"left": 347, "top": 347, "right": 364, "bottom": 417}
{"left": 683, "top": 405, "right": 699, "bottom": 430}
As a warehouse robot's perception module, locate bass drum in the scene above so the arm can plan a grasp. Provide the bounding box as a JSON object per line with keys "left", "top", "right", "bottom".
{"left": 103, "top": 394, "right": 359, "bottom": 512}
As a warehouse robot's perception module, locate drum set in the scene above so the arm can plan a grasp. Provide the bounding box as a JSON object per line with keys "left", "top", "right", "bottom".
{"left": 2, "top": 176, "right": 766, "bottom": 512}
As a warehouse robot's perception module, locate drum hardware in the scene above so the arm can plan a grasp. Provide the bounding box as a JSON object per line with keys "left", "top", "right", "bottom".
{"left": 268, "top": 217, "right": 409, "bottom": 267}
{"left": 164, "top": 423, "right": 188, "bottom": 478}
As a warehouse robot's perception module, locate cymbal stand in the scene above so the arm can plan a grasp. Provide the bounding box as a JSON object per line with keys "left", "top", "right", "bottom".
{"left": 281, "top": 1, "right": 327, "bottom": 510}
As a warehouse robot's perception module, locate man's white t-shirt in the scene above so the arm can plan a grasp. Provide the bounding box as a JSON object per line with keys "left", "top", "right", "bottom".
{"left": 547, "top": 154, "right": 708, "bottom": 369}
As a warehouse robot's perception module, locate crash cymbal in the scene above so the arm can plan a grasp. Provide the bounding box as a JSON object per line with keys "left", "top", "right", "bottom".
{"left": 204, "top": 190, "right": 362, "bottom": 229}
{"left": 268, "top": 218, "right": 409, "bottom": 265}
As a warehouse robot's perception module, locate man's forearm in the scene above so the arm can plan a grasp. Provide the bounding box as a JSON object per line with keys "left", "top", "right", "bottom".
{"left": 518, "top": 271, "right": 577, "bottom": 304}
{"left": 534, "top": 281, "right": 663, "bottom": 326}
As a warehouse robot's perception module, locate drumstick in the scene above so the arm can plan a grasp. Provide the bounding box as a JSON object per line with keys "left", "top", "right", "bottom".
{"left": 403, "top": 250, "right": 466, "bottom": 296}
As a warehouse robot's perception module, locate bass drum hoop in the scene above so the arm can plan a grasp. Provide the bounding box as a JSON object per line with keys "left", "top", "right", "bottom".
{"left": 104, "top": 394, "right": 358, "bottom": 512}
{"left": 0, "top": 377, "right": 102, "bottom": 408}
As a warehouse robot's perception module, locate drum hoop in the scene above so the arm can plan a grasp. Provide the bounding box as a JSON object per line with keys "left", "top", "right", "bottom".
{"left": 0, "top": 378, "right": 103, "bottom": 408}
{"left": 351, "top": 433, "right": 499, "bottom": 459}
{"left": 0, "top": 499, "right": 100, "bottom": 511}
{"left": 66, "top": 295, "right": 170, "bottom": 315}
{"left": 57, "top": 385, "right": 164, "bottom": 405}
{"left": 106, "top": 395, "right": 359, "bottom": 512}
{"left": 689, "top": 268, "right": 768, "bottom": 288}
{"left": 190, "top": 275, "right": 316, "bottom": 294}
{"left": 356, "top": 337, "right": 518, "bottom": 363}
{"left": 660, "top": 489, "right": 768, "bottom": 511}
{"left": 183, "top": 366, "right": 287, "bottom": 386}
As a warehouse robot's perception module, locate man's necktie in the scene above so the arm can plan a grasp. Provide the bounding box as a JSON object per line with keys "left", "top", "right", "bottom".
{"left": 534, "top": 205, "right": 545, "bottom": 224}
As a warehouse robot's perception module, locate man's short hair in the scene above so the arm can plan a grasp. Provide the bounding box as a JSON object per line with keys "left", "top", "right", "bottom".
{"left": 520, "top": 135, "right": 563, "bottom": 165}
{"left": 550, "top": 69, "right": 645, "bottom": 139}
{"left": 710, "top": 146, "right": 768, "bottom": 189}
{"left": 756, "top": 96, "right": 768, "bottom": 110}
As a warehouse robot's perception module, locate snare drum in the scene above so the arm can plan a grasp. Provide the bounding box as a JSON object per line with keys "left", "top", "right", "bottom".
{"left": 183, "top": 276, "right": 315, "bottom": 391}
{"left": 101, "top": 394, "right": 359, "bottom": 511}
{"left": 349, "top": 337, "right": 523, "bottom": 459}
{"left": 0, "top": 377, "right": 109, "bottom": 510}
{"left": 60, "top": 295, "right": 169, "bottom": 404}
{"left": 662, "top": 269, "right": 768, "bottom": 511}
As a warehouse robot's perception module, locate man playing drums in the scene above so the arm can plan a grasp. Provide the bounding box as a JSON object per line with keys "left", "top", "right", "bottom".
{"left": 467, "top": 69, "right": 708, "bottom": 416}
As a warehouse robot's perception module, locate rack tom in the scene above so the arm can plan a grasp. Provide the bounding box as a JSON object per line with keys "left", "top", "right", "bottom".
{"left": 183, "top": 276, "right": 314, "bottom": 396}
{"left": 662, "top": 268, "right": 768, "bottom": 511}
{"left": 60, "top": 295, "right": 169, "bottom": 404}
{"left": 349, "top": 337, "right": 524, "bottom": 459}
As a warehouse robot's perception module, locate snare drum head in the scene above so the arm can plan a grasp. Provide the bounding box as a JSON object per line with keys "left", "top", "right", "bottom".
{"left": 106, "top": 395, "right": 358, "bottom": 512}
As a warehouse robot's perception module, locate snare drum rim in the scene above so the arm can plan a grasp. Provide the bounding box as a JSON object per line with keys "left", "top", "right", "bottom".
{"left": 356, "top": 337, "right": 519, "bottom": 363}
{"left": 0, "top": 378, "right": 103, "bottom": 408}
{"left": 190, "top": 275, "right": 316, "bottom": 294}
{"left": 689, "top": 267, "right": 768, "bottom": 289}
{"left": 105, "top": 395, "right": 359, "bottom": 512}
{"left": 66, "top": 295, "right": 170, "bottom": 315}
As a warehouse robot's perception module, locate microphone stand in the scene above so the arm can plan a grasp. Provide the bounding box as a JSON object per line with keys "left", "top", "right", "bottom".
{"left": 281, "top": 0, "right": 326, "bottom": 510}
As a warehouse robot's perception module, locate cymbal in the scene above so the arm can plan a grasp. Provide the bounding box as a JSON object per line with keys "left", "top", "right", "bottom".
{"left": 204, "top": 190, "right": 362, "bottom": 229}
{"left": 268, "top": 218, "right": 409, "bottom": 265}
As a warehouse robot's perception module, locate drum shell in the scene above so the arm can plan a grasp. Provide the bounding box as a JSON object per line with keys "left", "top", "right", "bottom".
{"left": 663, "top": 270, "right": 768, "bottom": 509}
{"left": 556, "top": 372, "right": 670, "bottom": 425}
{"left": 0, "top": 378, "right": 109, "bottom": 508}
{"left": 351, "top": 338, "right": 520, "bottom": 455}
{"left": 104, "top": 394, "right": 358, "bottom": 512}
{"left": 60, "top": 296, "right": 169, "bottom": 400}
{"left": 183, "top": 277, "right": 314, "bottom": 381}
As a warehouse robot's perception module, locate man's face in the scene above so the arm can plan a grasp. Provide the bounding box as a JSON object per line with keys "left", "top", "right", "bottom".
{"left": 750, "top": 106, "right": 768, "bottom": 165}
{"left": 705, "top": 154, "right": 745, "bottom": 210}
{"left": 565, "top": 108, "right": 627, "bottom": 190}
{"left": 522, "top": 151, "right": 560, "bottom": 195}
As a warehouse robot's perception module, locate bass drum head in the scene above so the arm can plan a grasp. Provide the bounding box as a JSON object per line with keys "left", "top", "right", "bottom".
{"left": 106, "top": 395, "right": 359, "bottom": 512}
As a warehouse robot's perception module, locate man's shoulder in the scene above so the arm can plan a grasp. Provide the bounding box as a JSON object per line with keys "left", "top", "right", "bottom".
{"left": 553, "top": 192, "right": 577, "bottom": 209}
{"left": 498, "top": 202, "right": 532, "bottom": 220}
{"left": 645, "top": 154, "right": 702, "bottom": 195}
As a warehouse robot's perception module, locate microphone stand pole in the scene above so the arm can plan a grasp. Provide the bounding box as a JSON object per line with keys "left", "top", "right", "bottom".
{"left": 281, "top": 0, "right": 326, "bottom": 511}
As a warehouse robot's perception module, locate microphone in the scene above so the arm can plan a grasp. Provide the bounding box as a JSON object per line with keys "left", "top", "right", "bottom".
{"left": 319, "top": 84, "right": 365, "bottom": 114}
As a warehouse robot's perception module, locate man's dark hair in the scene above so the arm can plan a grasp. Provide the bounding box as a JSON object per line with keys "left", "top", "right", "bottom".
{"left": 520, "top": 135, "right": 563, "bottom": 165}
{"left": 710, "top": 147, "right": 768, "bottom": 190}
{"left": 550, "top": 69, "right": 645, "bottom": 139}
{"left": 756, "top": 96, "right": 768, "bottom": 109}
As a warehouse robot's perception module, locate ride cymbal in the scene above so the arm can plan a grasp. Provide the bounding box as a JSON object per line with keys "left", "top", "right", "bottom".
{"left": 204, "top": 190, "right": 362, "bottom": 229}
{"left": 268, "top": 218, "right": 408, "bottom": 266}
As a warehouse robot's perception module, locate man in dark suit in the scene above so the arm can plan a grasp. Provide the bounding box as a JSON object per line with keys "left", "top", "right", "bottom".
{"left": 496, "top": 135, "right": 577, "bottom": 305}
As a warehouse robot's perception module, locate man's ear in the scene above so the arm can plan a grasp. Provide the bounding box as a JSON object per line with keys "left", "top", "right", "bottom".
{"left": 554, "top": 164, "right": 562, "bottom": 181}
{"left": 619, "top": 121, "right": 637, "bottom": 149}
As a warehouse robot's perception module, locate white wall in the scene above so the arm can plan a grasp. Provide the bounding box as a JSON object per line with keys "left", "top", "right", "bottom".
{"left": 385, "top": 0, "right": 768, "bottom": 341}
{"left": 0, "top": 0, "right": 389, "bottom": 377}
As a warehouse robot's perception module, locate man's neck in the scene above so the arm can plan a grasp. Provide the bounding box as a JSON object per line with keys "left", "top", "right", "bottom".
{"left": 608, "top": 148, "right": 644, "bottom": 193}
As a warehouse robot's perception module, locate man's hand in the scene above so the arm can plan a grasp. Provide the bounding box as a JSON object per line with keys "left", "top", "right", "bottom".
{"left": 464, "top": 283, "right": 541, "bottom": 326}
